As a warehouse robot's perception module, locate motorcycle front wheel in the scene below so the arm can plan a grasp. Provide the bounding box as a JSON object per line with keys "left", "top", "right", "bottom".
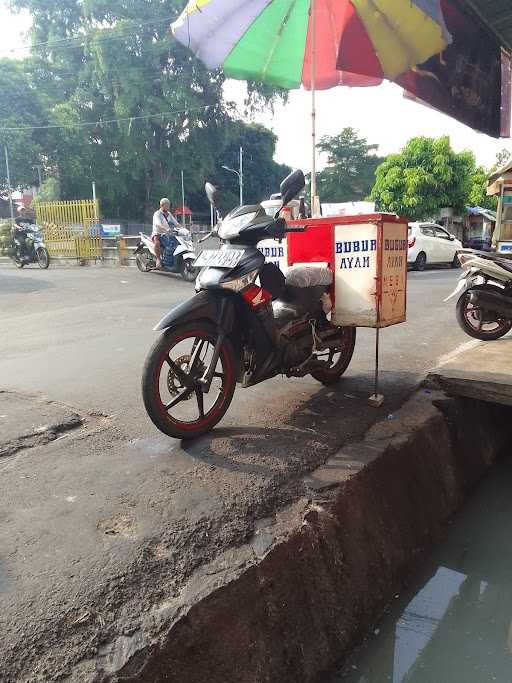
{"left": 37, "top": 248, "right": 50, "bottom": 269}
{"left": 142, "top": 322, "right": 236, "bottom": 440}
{"left": 180, "top": 259, "right": 199, "bottom": 283}
{"left": 310, "top": 326, "right": 356, "bottom": 385}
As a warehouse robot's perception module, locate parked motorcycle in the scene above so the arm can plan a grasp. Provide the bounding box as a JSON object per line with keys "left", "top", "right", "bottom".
{"left": 9, "top": 221, "right": 50, "bottom": 269}
{"left": 446, "top": 249, "right": 512, "bottom": 340}
{"left": 134, "top": 227, "right": 198, "bottom": 282}
{"left": 141, "top": 170, "right": 356, "bottom": 440}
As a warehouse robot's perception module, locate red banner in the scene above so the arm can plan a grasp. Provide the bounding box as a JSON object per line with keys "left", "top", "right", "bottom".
{"left": 396, "top": 0, "right": 511, "bottom": 138}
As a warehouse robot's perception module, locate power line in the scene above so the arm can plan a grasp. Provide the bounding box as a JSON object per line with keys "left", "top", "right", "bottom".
{"left": 0, "top": 16, "right": 174, "bottom": 54}
{"left": 0, "top": 104, "right": 218, "bottom": 132}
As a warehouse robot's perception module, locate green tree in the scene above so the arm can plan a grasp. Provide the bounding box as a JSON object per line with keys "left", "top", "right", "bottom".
{"left": 370, "top": 136, "right": 476, "bottom": 220}
{"left": 216, "top": 122, "right": 291, "bottom": 212}
{"left": 467, "top": 165, "right": 497, "bottom": 211}
{"left": 10, "top": 0, "right": 285, "bottom": 221}
{"left": 495, "top": 148, "right": 511, "bottom": 169}
{"left": 35, "top": 177, "right": 60, "bottom": 202}
{"left": 0, "top": 59, "right": 47, "bottom": 194}
{"left": 315, "top": 127, "right": 383, "bottom": 203}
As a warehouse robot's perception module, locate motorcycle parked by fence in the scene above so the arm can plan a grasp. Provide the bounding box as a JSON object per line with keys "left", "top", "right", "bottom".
{"left": 9, "top": 221, "right": 50, "bottom": 269}
{"left": 134, "top": 227, "right": 198, "bottom": 282}
{"left": 446, "top": 249, "right": 512, "bottom": 340}
{"left": 141, "top": 170, "right": 356, "bottom": 440}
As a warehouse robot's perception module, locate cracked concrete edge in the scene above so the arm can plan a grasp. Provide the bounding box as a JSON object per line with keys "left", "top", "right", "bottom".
{"left": 74, "top": 388, "right": 512, "bottom": 683}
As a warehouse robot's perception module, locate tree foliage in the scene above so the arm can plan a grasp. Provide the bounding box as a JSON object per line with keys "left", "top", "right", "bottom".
{"left": 316, "top": 127, "right": 383, "bottom": 203}
{"left": 0, "top": 59, "right": 47, "bottom": 194}
{"left": 370, "top": 136, "right": 480, "bottom": 220}
{"left": 5, "top": 0, "right": 285, "bottom": 220}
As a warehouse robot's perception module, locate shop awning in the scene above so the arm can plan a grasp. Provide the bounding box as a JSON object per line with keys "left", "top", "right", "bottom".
{"left": 464, "top": 0, "right": 512, "bottom": 51}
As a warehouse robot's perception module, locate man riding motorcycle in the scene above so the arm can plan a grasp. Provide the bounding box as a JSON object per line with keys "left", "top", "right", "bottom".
{"left": 152, "top": 198, "right": 181, "bottom": 269}
{"left": 13, "top": 217, "right": 34, "bottom": 261}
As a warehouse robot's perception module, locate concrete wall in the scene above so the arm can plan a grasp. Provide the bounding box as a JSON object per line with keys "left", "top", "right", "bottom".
{"left": 92, "top": 390, "right": 512, "bottom": 682}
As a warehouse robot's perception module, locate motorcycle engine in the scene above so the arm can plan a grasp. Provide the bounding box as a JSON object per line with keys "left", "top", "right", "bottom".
{"left": 280, "top": 320, "right": 313, "bottom": 368}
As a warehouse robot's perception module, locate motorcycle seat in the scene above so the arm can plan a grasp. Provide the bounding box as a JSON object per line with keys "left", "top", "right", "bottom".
{"left": 496, "top": 258, "right": 512, "bottom": 273}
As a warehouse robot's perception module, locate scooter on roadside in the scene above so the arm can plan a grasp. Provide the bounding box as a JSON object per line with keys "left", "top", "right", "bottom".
{"left": 446, "top": 249, "right": 512, "bottom": 340}
{"left": 134, "top": 227, "right": 198, "bottom": 282}
{"left": 9, "top": 221, "right": 50, "bottom": 269}
{"left": 141, "top": 170, "right": 356, "bottom": 440}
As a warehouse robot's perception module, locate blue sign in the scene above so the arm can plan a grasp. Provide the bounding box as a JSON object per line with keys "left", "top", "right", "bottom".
{"left": 100, "top": 224, "right": 121, "bottom": 236}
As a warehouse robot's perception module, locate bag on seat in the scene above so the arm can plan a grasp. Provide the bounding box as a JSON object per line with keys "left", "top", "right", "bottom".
{"left": 284, "top": 264, "right": 333, "bottom": 288}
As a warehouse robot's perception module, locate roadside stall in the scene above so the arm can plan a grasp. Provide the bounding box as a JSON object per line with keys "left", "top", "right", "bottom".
{"left": 169, "top": 0, "right": 463, "bottom": 406}
{"left": 487, "top": 162, "right": 512, "bottom": 254}
{"left": 258, "top": 210, "right": 408, "bottom": 405}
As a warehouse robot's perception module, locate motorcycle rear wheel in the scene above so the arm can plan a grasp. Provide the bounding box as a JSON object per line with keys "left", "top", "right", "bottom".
{"left": 456, "top": 284, "right": 512, "bottom": 341}
{"left": 310, "top": 326, "right": 356, "bottom": 385}
{"left": 142, "top": 322, "right": 236, "bottom": 440}
{"left": 136, "top": 251, "right": 153, "bottom": 272}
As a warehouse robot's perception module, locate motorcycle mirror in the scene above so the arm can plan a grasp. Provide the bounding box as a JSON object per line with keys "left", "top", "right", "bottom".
{"left": 205, "top": 182, "right": 219, "bottom": 207}
{"left": 280, "top": 170, "right": 305, "bottom": 208}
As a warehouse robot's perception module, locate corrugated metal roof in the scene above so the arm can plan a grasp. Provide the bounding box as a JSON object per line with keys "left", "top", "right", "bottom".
{"left": 464, "top": 0, "right": 512, "bottom": 51}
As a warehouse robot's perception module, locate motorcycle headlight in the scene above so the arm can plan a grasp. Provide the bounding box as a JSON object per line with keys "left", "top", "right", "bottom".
{"left": 219, "top": 269, "right": 258, "bottom": 292}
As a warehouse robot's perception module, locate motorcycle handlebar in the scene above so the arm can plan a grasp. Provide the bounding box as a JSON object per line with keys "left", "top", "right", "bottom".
{"left": 199, "top": 231, "right": 213, "bottom": 243}
{"left": 285, "top": 225, "right": 307, "bottom": 233}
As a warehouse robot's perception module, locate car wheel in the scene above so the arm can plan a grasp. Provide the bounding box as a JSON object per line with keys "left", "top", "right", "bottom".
{"left": 414, "top": 252, "right": 427, "bottom": 271}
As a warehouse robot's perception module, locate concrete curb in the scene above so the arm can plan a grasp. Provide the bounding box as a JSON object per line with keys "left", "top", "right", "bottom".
{"left": 86, "top": 389, "right": 512, "bottom": 683}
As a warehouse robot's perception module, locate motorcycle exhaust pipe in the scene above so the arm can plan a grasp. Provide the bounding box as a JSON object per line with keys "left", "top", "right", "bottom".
{"left": 468, "top": 289, "right": 512, "bottom": 319}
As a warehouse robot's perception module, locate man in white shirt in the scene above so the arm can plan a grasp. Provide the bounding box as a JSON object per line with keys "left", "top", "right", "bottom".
{"left": 152, "top": 197, "right": 180, "bottom": 269}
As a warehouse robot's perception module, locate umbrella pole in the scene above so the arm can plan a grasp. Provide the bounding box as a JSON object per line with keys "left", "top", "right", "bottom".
{"left": 310, "top": 0, "right": 319, "bottom": 217}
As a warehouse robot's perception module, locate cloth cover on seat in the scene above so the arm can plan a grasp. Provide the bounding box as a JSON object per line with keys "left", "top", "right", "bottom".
{"left": 284, "top": 264, "right": 333, "bottom": 288}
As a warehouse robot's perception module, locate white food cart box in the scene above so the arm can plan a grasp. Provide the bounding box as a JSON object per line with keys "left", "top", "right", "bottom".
{"left": 286, "top": 213, "right": 408, "bottom": 328}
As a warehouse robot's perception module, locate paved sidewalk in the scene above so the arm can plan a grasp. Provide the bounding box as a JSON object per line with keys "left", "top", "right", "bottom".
{"left": 427, "top": 337, "right": 512, "bottom": 406}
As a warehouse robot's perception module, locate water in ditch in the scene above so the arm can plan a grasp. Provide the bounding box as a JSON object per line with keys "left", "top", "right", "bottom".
{"left": 327, "top": 456, "right": 512, "bottom": 683}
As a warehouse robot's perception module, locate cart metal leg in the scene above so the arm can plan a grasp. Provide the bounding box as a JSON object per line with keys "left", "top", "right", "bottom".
{"left": 368, "top": 327, "right": 384, "bottom": 408}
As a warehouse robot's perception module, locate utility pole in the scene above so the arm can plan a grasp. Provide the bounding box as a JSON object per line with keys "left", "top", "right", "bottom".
{"left": 222, "top": 145, "right": 244, "bottom": 207}
{"left": 239, "top": 146, "right": 243, "bottom": 206}
{"left": 92, "top": 181, "right": 99, "bottom": 221}
{"left": 4, "top": 146, "right": 15, "bottom": 227}
{"left": 35, "top": 165, "right": 42, "bottom": 188}
{"left": 181, "top": 169, "right": 186, "bottom": 228}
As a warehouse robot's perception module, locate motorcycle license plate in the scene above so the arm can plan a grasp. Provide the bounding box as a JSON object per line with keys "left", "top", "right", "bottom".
{"left": 194, "top": 249, "right": 243, "bottom": 268}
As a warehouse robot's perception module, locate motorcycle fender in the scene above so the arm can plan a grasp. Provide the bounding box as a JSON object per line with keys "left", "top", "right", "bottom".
{"left": 153, "top": 290, "right": 234, "bottom": 332}
{"left": 444, "top": 270, "right": 480, "bottom": 302}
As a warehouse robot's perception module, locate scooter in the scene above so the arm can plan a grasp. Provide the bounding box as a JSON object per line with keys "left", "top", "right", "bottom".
{"left": 446, "top": 249, "right": 512, "bottom": 340}
{"left": 9, "top": 222, "right": 50, "bottom": 269}
{"left": 134, "top": 227, "right": 198, "bottom": 282}
{"left": 141, "top": 170, "right": 356, "bottom": 440}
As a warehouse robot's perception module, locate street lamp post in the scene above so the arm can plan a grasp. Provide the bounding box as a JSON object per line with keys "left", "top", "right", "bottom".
{"left": 222, "top": 146, "right": 243, "bottom": 206}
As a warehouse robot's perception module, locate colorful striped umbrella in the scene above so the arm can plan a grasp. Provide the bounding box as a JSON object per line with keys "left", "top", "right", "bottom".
{"left": 172, "top": 0, "right": 451, "bottom": 208}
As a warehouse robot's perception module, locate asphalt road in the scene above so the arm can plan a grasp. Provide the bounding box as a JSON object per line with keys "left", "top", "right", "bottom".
{"left": 0, "top": 262, "right": 472, "bottom": 681}
{"left": 0, "top": 263, "right": 467, "bottom": 438}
